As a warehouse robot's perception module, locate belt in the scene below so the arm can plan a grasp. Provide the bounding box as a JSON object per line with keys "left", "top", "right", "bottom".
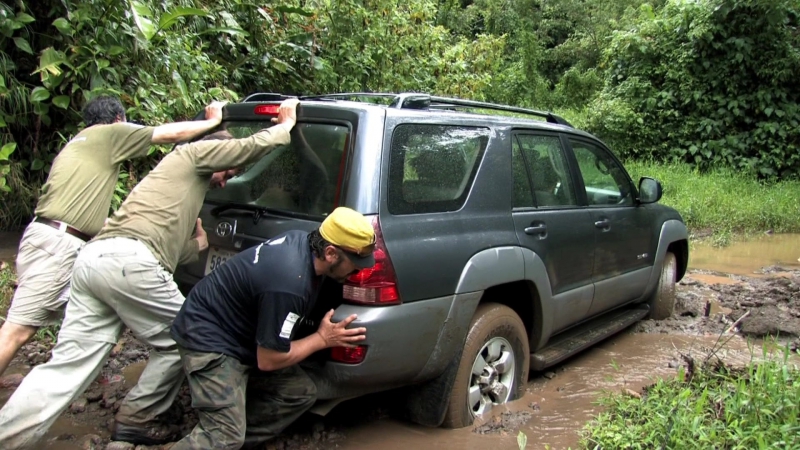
{"left": 34, "top": 216, "right": 92, "bottom": 242}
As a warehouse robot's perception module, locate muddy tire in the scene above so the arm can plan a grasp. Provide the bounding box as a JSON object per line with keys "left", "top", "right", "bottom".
{"left": 442, "top": 303, "right": 530, "bottom": 429}
{"left": 648, "top": 251, "right": 677, "bottom": 320}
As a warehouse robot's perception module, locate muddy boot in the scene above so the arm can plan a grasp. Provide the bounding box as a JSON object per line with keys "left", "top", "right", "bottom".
{"left": 111, "top": 421, "right": 181, "bottom": 446}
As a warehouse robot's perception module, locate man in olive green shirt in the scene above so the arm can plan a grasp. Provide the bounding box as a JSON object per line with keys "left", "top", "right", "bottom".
{"left": 0, "top": 98, "right": 300, "bottom": 449}
{"left": 0, "top": 96, "right": 227, "bottom": 382}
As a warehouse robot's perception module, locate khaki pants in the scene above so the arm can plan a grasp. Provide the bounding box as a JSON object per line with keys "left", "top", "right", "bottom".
{"left": 0, "top": 237, "right": 185, "bottom": 450}
{"left": 172, "top": 347, "right": 317, "bottom": 450}
{"left": 6, "top": 221, "right": 85, "bottom": 327}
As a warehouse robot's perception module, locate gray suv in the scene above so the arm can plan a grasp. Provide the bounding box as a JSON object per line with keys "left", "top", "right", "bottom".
{"left": 174, "top": 92, "right": 688, "bottom": 428}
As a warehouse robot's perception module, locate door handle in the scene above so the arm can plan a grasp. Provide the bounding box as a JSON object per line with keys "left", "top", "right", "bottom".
{"left": 594, "top": 219, "right": 610, "bottom": 229}
{"left": 524, "top": 224, "right": 547, "bottom": 235}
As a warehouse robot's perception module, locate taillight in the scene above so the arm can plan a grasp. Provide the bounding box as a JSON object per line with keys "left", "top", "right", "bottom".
{"left": 254, "top": 104, "right": 279, "bottom": 115}
{"left": 342, "top": 216, "right": 401, "bottom": 305}
{"left": 330, "top": 346, "right": 367, "bottom": 364}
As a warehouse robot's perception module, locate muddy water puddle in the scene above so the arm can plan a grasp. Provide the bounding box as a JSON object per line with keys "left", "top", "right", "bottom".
{"left": 690, "top": 233, "right": 800, "bottom": 275}
{"left": 335, "top": 332, "right": 762, "bottom": 450}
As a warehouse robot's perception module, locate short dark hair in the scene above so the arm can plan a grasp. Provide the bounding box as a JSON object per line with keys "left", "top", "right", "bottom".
{"left": 308, "top": 229, "right": 334, "bottom": 258}
{"left": 82, "top": 96, "right": 126, "bottom": 127}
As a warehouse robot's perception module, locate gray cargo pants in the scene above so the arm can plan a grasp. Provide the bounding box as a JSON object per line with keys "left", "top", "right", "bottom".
{"left": 0, "top": 237, "right": 185, "bottom": 449}
{"left": 171, "top": 347, "right": 317, "bottom": 450}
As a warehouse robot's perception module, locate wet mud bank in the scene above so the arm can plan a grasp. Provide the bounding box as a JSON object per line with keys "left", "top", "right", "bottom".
{"left": 1, "top": 267, "right": 798, "bottom": 449}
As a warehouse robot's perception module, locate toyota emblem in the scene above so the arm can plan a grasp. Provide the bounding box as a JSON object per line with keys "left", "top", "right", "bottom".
{"left": 215, "top": 221, "right": 233, "bottom": 237}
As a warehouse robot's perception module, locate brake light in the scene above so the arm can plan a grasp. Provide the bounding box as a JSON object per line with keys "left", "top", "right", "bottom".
{"left": 342, "top": 216, "right": 401, "bottom": 305}
{"left": 254, "top": 104, "right": 280, "bottom": 115}
{"left": 330, "top": 346, "right": 367, "bottom": 364}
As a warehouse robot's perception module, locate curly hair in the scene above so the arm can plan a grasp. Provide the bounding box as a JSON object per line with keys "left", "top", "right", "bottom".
{"left": 308, "top": 229, "right": 334, "bottom": 258}
{"left": 82, "top": 96, "right": 125, "bottom": 127}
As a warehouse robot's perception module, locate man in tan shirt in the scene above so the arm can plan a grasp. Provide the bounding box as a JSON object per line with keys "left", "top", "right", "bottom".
{"left": 0, "top": 96, "right": 226, "bottom": 381}
{"left": 0, "top": 98, "right": 300, "bottom": 449}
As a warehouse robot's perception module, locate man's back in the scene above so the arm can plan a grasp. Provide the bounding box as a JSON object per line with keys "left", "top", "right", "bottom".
{"left": 35, "top": 123, "right": 154, "bottom": 236}
{"left": 172, "top": 230, "right": 319, "bottom": 366}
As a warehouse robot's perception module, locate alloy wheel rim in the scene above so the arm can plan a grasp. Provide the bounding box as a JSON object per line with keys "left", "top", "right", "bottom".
{"left": 468, "top": 336, "right": 515, "bottom": 416}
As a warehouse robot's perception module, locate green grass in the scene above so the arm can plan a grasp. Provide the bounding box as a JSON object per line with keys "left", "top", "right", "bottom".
{"left": 0, "top": 262, "right": 15, "bottom": 320}
{"left": 626, "top": 161, "right": 800, "bottom": 239}
{"left": 580, "top": 343, "right": 800, "bottom": 450}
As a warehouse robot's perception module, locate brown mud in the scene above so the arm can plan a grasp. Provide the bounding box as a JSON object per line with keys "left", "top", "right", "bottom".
{"left": 1, "top": 236, "right": 799, "bottom": 449}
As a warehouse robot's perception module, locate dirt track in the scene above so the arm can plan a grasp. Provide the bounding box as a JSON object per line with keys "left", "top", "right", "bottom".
{"left": 1, "top": 234, "right": 799, "bottom": 449}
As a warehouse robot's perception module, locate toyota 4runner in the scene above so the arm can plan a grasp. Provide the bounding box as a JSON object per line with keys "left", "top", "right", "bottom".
{"left": 174, "top": 92, "right": 689, "bottom": 428}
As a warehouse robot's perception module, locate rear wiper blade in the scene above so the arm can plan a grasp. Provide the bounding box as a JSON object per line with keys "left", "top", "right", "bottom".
{"left": 211, "top": 204, "right": 281, "bottom": 224}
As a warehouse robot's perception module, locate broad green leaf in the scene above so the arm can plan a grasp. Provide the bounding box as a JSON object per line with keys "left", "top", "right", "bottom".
{"left": 52, "top": 17, "right": 72, "bottom": 34}
{"left": 159, "top": 7, "right": 209, "bottom": 30}
{"left": 52, "top": 95, "right": 70, "bottom": 109}
{"left": 30, "top": 86, "right": 50, "bottom": 102}
{"left": 0, "top": 142, "right": 16, "bottom": 160}
{"left": 274, "top": 5, "right": 314, "bottom": 16}
{"left": 0, "top": 177, "right": 9, "bottom": 192}
{"left": 129, "top": 0, "right": 156, "bottom": 40}
{"left": 14, "top": 37, "right": 33, "bottom": 54}
{"left": 16, "top": 13, "right": 35, "bottom": 24}
{"left": 97, "top": 59, "right": 110, "bottom": 70}
{"left": 109, "top": 46, "right": 125, "bottom": 56}
{"left": 0, "top": 116, "right": 5, "bottom": 127}
{"left": 199, "top": 27, "right": 249, "bottom": 37}
{"left": 31, "top": 158, "right": 44, "bottom": 171}
{"left": 517, "top": 431, "right": 527, "bottom": 449}
{"left": 765, "top": 107, "right": 773, "bottom": 117}
{"left": 35, "top": 47, "right": 69, "bottom": 76}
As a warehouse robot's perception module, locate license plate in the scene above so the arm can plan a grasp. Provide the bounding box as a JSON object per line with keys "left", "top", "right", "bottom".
{"left": 204, "top": 247, "right": 237, "bottom": 275}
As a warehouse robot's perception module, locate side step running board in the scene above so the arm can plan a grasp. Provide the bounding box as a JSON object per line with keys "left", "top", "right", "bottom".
{"left": 530, "top": 305, "right": 650, "bottom": 371}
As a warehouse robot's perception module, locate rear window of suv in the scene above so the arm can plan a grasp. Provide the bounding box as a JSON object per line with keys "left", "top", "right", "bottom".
{"left": 388, "top": 124, "right": 490, "bottom": 215}
{"left": 205, "top": 121, "right": 350, "bottom": 217}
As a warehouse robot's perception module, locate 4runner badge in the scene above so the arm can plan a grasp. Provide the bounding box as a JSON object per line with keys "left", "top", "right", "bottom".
{"left": 216, "top": 221, "right": 233, "bottom": 237}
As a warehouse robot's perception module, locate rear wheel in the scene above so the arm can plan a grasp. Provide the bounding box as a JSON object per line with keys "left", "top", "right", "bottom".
{"left": 648, "top": 251, "right": 677, "bottom": 320}
{"left": 442, "top": 303, "right": 530, "bottom": 428}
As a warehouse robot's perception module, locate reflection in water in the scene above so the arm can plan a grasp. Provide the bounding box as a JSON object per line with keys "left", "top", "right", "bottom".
{"left": 689, "top": 233, "right": 800, "bottom": 275}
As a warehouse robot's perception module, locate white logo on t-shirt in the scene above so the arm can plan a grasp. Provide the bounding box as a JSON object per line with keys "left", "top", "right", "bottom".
{"left": 253, "top": 236, "right": 287, "bottom": 264}
{"left": 279, "top": 312, "right": 300, "bottom": 339}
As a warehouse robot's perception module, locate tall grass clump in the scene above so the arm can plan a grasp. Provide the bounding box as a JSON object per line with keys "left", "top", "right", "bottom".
{"left": 0, "top": 262, "right": 15, "bottom": 319}
{"left": 626, "top": 161, "right": 800, "bottom": 236}
{"left": 581, "top": 344, "right": 800, "bottom": 449}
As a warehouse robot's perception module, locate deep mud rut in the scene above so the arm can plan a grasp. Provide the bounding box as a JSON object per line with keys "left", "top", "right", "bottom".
{"left": 1, "top": 236, "right": 799, "bottom": 450}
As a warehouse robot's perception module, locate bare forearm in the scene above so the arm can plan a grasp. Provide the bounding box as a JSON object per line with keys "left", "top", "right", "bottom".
{"left": 257, "top": 332, "right": 326, "bottom": 371}
{"left": 151, "top": 119, "right": 220, "bottom": 145}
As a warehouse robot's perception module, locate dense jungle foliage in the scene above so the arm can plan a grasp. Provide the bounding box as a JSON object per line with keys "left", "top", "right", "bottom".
{"left": 0, "top": 0, "right": 798, "bottom": 230}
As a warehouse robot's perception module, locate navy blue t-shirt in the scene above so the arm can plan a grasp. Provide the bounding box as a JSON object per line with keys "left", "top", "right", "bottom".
{"left": 171, "top": 230, "right": 320, "bottom": 366}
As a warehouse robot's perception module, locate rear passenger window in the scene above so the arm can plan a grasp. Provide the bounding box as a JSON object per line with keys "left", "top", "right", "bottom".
{"left": 513, "top": 134, "right": 577, "bottom": 208}
{"left": 388, "top": 125, "right": 489, "bottom": 215}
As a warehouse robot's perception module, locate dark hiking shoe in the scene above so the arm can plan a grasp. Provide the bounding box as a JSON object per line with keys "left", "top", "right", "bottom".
{"left": 111, "top": 421, "right": 181, "bottom": 446}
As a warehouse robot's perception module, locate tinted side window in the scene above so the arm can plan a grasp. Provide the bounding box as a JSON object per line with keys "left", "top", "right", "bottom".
{"left": 514, "top": 134, "right": 577, "bottom": 208}
{"left": 512, "top": 140, "right": 534, "bottom": 208}
{"left": 388, "top": 125, "right": 489, "bottom": 215}
{"left": 570, "top": 139, "right": 634, "bottom": 206}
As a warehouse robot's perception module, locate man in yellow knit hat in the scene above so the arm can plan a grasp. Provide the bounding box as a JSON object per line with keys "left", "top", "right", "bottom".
{"left": 169, "top": 207, "right": 375, "bottom": 449}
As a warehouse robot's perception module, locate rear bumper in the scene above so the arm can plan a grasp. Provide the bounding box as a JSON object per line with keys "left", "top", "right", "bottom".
{"left": 302, "top": 292, "right": 481, "bottom": 400}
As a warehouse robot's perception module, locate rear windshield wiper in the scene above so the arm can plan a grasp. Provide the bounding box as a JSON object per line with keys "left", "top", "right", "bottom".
{"left": 210, "top": 203, "right": 320, "bottom": 224}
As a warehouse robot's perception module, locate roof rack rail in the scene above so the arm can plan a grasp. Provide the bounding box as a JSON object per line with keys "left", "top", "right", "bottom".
{"left": 293, "top": 92, "right": 573, "bottom": 127}
{"left": 425, "top": 95, "right": 572, "bottom": 127}
{"left": 299, "top": 93, "right": 397, "bottom": 103}
{"left": 241, "top": 92, "right": 296, "bottom": 102}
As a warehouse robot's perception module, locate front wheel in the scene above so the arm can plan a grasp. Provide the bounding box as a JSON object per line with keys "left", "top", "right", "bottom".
{"left": 442, "top": 303, "right": 530, "bottom": 428}
{"left": 648, "top": 251, "right": 677, "bottom": 320}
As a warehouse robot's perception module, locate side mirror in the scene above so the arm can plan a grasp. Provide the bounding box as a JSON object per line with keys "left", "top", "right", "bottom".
{"left": 638, "top": 177, "right": 662, "bottom": 204}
